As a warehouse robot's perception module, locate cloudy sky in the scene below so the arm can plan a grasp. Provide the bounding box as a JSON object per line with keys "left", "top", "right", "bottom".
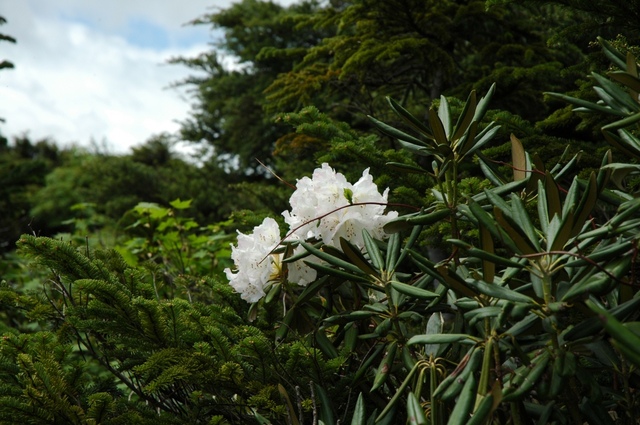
{"left": 1, "top": 0, "right": 293, "bottom": 153}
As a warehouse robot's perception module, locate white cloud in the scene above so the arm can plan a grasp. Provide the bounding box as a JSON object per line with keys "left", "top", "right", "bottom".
{"left": 1, "top": 0, "right": 301, "bottom": 154}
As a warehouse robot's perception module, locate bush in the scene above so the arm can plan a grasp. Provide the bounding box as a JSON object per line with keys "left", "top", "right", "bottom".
{"left": 2, "top": 39, "right": 640, "bottom": 425}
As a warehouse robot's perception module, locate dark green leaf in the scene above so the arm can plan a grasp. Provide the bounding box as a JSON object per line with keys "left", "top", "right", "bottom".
{"left": 408, "top": 334, "right": 477, "bottom": 345}
{"left": 350, "top": 393, "right": 365, "bottom": 425}
{"left": 466, "top": 279, "right": 536, "bottom": 304}
{"left": 389, "top": 281, "right": 438, "bottom": 300}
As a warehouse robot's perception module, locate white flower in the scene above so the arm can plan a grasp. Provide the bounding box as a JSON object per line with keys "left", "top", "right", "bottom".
{"left": 225, "top": 164, "right": 396, "bottom": 303}
{"left": 283, "top": 163, "right": 398, "bottom": 248}
{"left": 224, "top": 217, "right": 282, "bottom": 303}
{"left": 285, "top": 242, "right": 319, "bottom": 287}
{"left": 224, "top": 217, "right": 318, "bottom": 302}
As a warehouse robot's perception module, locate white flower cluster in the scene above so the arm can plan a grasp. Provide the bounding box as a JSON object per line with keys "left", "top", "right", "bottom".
{"left": 224, "top": 163, "right": 398, "bottom": 303}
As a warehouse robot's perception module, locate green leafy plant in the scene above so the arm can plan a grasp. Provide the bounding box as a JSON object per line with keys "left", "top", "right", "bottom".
{"left": 268, "top": 39, "right": 640, "bottom": 424}
{"left": 3, "top": 35, "right": 640, "bottom": 425}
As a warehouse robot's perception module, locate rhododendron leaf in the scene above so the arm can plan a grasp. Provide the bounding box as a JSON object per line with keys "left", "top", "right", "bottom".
{"left": 301, "top": 242, "right": 363, "bottom": 275}
{"left": 452, "top": 89, "right": 477, "bottom": 143}
{"left": 362, "top": 229, "right": 384, "bottom": 270}
{"left": 340, "top": 237, "right": 378, "bottom": 276}
{"left": 304, "top": 261, "right": 370, "bottom": 283}
{"left": 387, "top": 96, "right": 434, "bottom": 138}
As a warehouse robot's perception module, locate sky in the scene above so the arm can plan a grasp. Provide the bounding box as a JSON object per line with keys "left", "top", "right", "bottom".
{"left": 0, "top": 0, "right": 294, "bottom": 154}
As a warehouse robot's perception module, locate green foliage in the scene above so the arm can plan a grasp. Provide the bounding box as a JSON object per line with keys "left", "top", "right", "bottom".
{"left": 266, "top": 0, "right": 587, "bottom": 125}
{"left": 272, "top": 40, "right": 640, "bottom": 424}
{"left": 116, "top": 199, "right": 233, "bottom": 279}
{"left": 1, "top": 232, "right": 349, "bottom": 424}
{"left": 0, "top": 136, "right": 62, "bottom": 251}
{"left": 487, "top": 0, "right": 640, "bottom": 46}
{"left": 172, "top": 0, "right": 327, "bottom": 173}
{"left": 3, "top": 2, "right": 640, "bottom": 424}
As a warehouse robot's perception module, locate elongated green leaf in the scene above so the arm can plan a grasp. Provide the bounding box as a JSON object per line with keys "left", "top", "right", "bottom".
{"left": 350, "top": 393, "right": 365, "bottom": 425}
{"left": 602, "top": 112, "right": 640, "bottom": 132}
{"left": 385, "top": 232, "right": 401, "bottom": 272}
{"left": 601, "top": 162, "right": 640, "bottom": 190}
{"left": 546, "top": 92, "right": 627, "bottom": 116}
{"left": 423, "top": 312, "right": 448, "bottom": 357}
{"left": 598, "top": 36, "right": 627, "bottom": 69}
{"left": 494, "top": 208, "right": 537, "bottom": 254}
{"left": 464, "top": 306, "right": 502, "bottom": 325}
{"left": 478, "top": 151, "right": 507, "bottom": 185}
{"left": 340, "top": 237, "right": 378, "bottom": 276}
{"left": 315, "top": 330, "right": 339, "bottom": 359}
{"left": 617, "top": 128, "right": 640, "bottom": 153}
{"left": 509, "top": 193, "right": 541, "bottom": 251}
{"left": 407, "top": 250, "right": 445, "bottom": 281}
{"left": 473, "top": 83, "right": 496, "bottom": 122}
{"left": 571, "top": 173, "right": 599, "bottom": 236}
{"left": 587, "top": 299, "right": 640, "bottom": 367}
{"left": 323, "top": 310, "right": 377, "bottom": 324}
{"left": 408, "top": 333, "right": 477, "bottom": 345}
{"left": 609, "top": 197, "right": 640, "bottom": 227}
{"left": 253, "top": 410, "right": 271, "bottom": 424}
{"left": 452, "top": 90, "right": 477, "bottom": 143}
{"left": 389, "top": 281, "right": 438, "bottom": 300}
{"left": 603, "top": 130, "right": 640, "bottom": 159}
{"left": 564, "top": 296, "right": 640, "bottom": 341}
{"left": 293, "top": 276, "right": 329, "bottom": 306}
{"left": 472, "top": 178, "right": 528, "bottom": 203}
{"left": 591, "top": 72, "right": 640, "bottom": 113}
{"left": 362, "top": 230, "right": 384, "bottom": 270}
{"left": 467, "top": 394, "right": 494, "bottom": 425}
{"left": 305, "top": 261, "right": 370, "bottom": 283}
{"left": 371, "top": 342, "right": 398, "bottom": 392}
{"left": 395, "top": 224, "right": 424, "bottom": 267}
{"left": 283, "top": 241, "right": 320, "bottom": 263}
{"left": 429, "top": 107, "right": 449, "bottom": 146}
{"left": 376, "top": 361, "right": 421, "bottom": 421}
{"left": 436, "top": 264, "right": 479, "bottom": 298}
{"left": 456, "top": 120, "right": 480, "bottom": 157}
{"left": 439, "top": 347, "right": 483, "bottom": 401}
{"left": 461, "top": 122, "right": 498, "bottom": 158}
{"left": 504, "top": 313, "right": 537, "bottom": 337}
{"left": 385, "top": 161, "right": 428, "bottom": 174}
{"left": 368, "top": 115, "right": 427, "bottom": 146}
{"left": 547, "top": 209, "right": 573, "bottom": 252}
{"left": 466, "top": 279, "right": 536, "bottom": 304}
{"left": 537, "top": 180, "right": 550, "bottom": 234}
{"left": 502, "top": 351, "right": 551, "bottom": 401}
{"left": 387, "top": 97, "right": 434, "bottom": 137}
{"left": 439, "top": 95, "right": 452, "bottom": 138}
{"left": 407, "top": 392, "right": 428, "bottom": 425}
{"left": 406, "top": 208, "right": 452, "bottom": 226}
{"left": 626, "top": 51, "right": 639, "bottom": 78}
{"left": 448, "top": 239, "right": 524, "bottom": 268}
{"left": 565, "top": 240, "right": 632, "bottom": 267}
{"left": 612, "top": 340, "right": 640, "bottom": 368}
{"left": 562, "top": 257, "right": 630, "bottom": 301}
{"left": 594, "top": 88, "right": 631, "bottom": 117}
{"left": 396, "top": 139, "right": 440, "bottom": 157}
{"left": 314, "top": 384, "right": 335, "bottom": 425}
{"left": 446, "top": 375, "right": 477, "bottom": 425}
{"left": 484, "top": 186, "right": 512, "bottom": 216}
{"left": 301, "top": 242, "right": 365, "bottom": 275}
{"left": 468, "top": 201, "right": 519, "bottom": 253}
